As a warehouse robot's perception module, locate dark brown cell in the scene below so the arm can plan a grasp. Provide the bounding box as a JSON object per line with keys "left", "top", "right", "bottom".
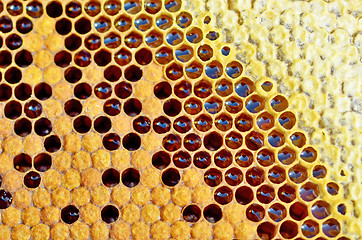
{"left": 46, "top": 1, "right": 62, "bottom": 18}
{"left": 26, "top": 1, "right": 43, "bottom": 18}
{"left": 235, "top": 113, "right": 253, "bottom": 132}
{"left": 268, "top": 166, "right": 286, "bottom": 184}
{"left": 154, "top": 82, "right": 172, "bottom": 99}
{"left": 65, "top": 67, "right": 82, "bottom": 83}
{"left": 290, "top": 132, "right": 306, "bottom": 148}
{"left": 0, "top": 84, "right": 12, "bottom": 101}
{"left": 0, "top": 190, "right": 12, "bottom": 209}
{"left": 162, "top": 168, "right": 180, "bottom": 187}
{"left": 175, "top": 45, "right": 193, "bottom": 62}
{"left": 174, "top": 80, "right": 192, "bottom": 98}
{"left": 197, "top": 44, "right": 213, "bottom": 61}
{"left": 144, "top": 0, "right": 162, "bottom": 14}
{"left": 165, "top": 63, "right": 183, "bottom": 80}
{"left": 246, "top": 94, "right": 265, "bottom": 113}
{"left": 235, "top": 149, "right": 253, "bottom": 168}
{"left": 101, "top": 205, "right": 119, "bottom": 224}
{"left": 56, "top": 18, "right": 72, "bottom": 35}
{"left": 122, "top": 133, "right": 141, "bottom": 151}
{"left": 246, "top": 167, "right": 265, "bottom": 186}
{"left": 84, "top": 0, "right": 101, "bottom": 16}
{"left": 115, "top": 81, "right": 132, "bottom": 99}
{"left": 55, "top": 51, "right": 72, "bottom": 67}
{"left": 7, "top": 1, "right": 23, "bottom": 16}
{"left": 73, "top": 115, "right": 92, "bottom": 134}
{"left": 16, "top": 17, "right": 33, "bottom": 34}
{"left": 313, "top": 165, "right": 327, "bottom": 179}
{"left": 14, "top": 83, "right": 31, "bottom": 101}
{"left": 135, "top": 48, "right": 152, "bottom": 65}
{"left": 173, "top": 150, "right": 191, "bottom": 168}
{"left": 24, "top": 100, "right": 42, "bottom": 119}
{"left": 235, "top": 186, "right": 253, "bottom": 205}
{"left": 104, "top": 0, "right": 121, "bottom": 15}
{"left": 34, "top": 153, "right": 52, "bottom": 172}
{"left": 270, "top": 95, "right": 288, "bottom": 112}
{"left": 256, "top": 149, "right": 274, "bottom": 167}
{"left": 124, "top": 65, "right": 142, "bottom": 82}
{"left": 61, "top": 205, "right": 79, "bottom": 224}
{"left": 214, "top": 149, "right": 232, "bottom": 168}
{"left": 124, "top": 31, "right": 143, "bottom": 48}
{"left": 225, "top": 167, "right": 243, "bottom": 186}
{"left": 34, "top": 83, "right": 52, "bottom": 100}
{"left": 64, "top": 99, "right": 82, "bottom": 117}
{"left": 203, "top": 204, "right": 222, "bottom": 223}
{"left": 225, "top": 96, "right": 243, "bottom": 114}
{"left": 204, "top": 132, "right": 223, "bottom": 151}
{"left": 166, "top": 29, "right": 183, "bottom": 45}
{"left": 124, "top": 98, "right": 142, "bottom": 117}
{"left": 301, "top": 220, "right": 319, "bottom": 238}
{"left": 102, "top": 168, "right": 120, "bottom": 187}
{"left": 299, "top": 182, "right": 319, "bottom": 202}
{"left": 278, "top": 184, "right": 296, "bottom": 203}
{"left": 5, "top": 34, "right": 22, "bottom": 50}
{"left": 152, "top": 151, "right": 171, "bottom": 170}
{"left": 194, "top": 80, "right": 212, "bottom": 98}
{"left": 279, "top": 221, "right": 298, "bottom": 239}
{"left": 94, "top": 49, "right": 112, "bottom": 66}
{"left": 65, "top": 1, "right": 81, "bottom": 18}
{"left": 122, "top": 168, "right": 140, "bottom": 188}
{"left": 153, "top": 116, "right": 171, "bottom": 134}
{"left": 155, "top": 47, "right": 173, "bottom": 65}
{"left": 85, "top": 34, "right": 102, "bottom": 51}
{"left": 278, "top": 111, "right": 296, "bottom": 130}
{"left": 183, "top": 134, "right": 201, "bottom": 151}
{"left": 257, "top": 112, "right": 274, "bottom": 131}
{"left": 75, "top": 17, "right": 91, "bottom": 34}
{"left": 235, "top": 77, "right": 255, "bottom": 98}
{"left": 4, "top": 100, "right": 22, "bottom": 119}
{"left": 277, "top": 147, "right": 296, "bottom": 165}
{"left": 103, "top": 133, "right": 121, "bottom": 151}
{"left": 0, "top": 51, "right": 12, "bottom": 68}
{"left": 173, "top": 116, "right": 191, "bottom": 133}
{"left": 193, "top": 151, "right": 211, "bottom": 169}
{"left": 65, "top": 34, "right": 82, "bottom": 51}
{"left": 194, "top": 114, "right": 212, "bottom": 132}
{"left": 186, "top": 27, "right": 203, "bottom": 44}
{"left": 103, "top": 99, "right": 122, "bottom": 116}
{"left": 14, "top": 118, "right": 32, "bottom": 137}
{"left": 74, "top": 50, "right": 91, "bottom": 67}
{"left": 15, "top": 50, "right": 33, "bottom": 68}
{"left": 145, "top": 30, "right": 163, "bottom": 48}
{"left": 114, "top": 15, "right": 132, "bottom": 32}
{"left": 245, "top": 131, "right": 264, "bottom": 150}
{"left": 214, "top": 186, "right": 233, "bottom": 205}
{"left": 133, "top": 116, "right": 151, "bottom": 134}
{"left": 14, "top": 153, "right": 32, "bottom": 172}
{"left": 44, "top": 135, "right": 61, "bottom": 153}
{"left": 257, "top": 222, "right": 276, "bottom": 240}
{"left": 183, "top": 205, "right": 201, "bottom": 222}
{"left": 288, "top": 164, "right": 308, "bottom": 184}
{"left": 214, "top": 113, "right": 232, "bottom": 131}
{"left": 135, "top": 14, "right": 152, "bottom": 31}
{"left": 162, "top": 134, "right": 181, "bottom": 152}
{"left": 163, "top": 99, "right": 181, "bottom": 117}
{"left": 104, "top": 32, "right": 122, "bottom": 49}
{"left": 184, "top": 97, "right": 202, "bottom": 115}
{"left": 311, "top": 201, "right": 330, "bottom": 219}
{"left": 257, "top": 185, "right": 275, "bottom": 204}
{"left": 215, "top": 78, "right": 233, "bottom": 97}
{"left": 24, "top": 171, "right": 41, "bottom": 188}
{"left": 300, "top": 147, "right": 317, "bottom": 163}
{"left": 94, "top": 116, "right": 112, "bottom": 134}
{"left": 204, "top": 168, "right": 222, "bottom": 187}
{"left": 268, "top": 203, "right": 287, "bottom": 222}
{"left": 322, "top": 219, "right": 341, "bottom": 238}
{"left": 290, "top": 202, "right": 308, "bottom": 221}
{"left": 246, "top": 204, "right": 265, "bottom": 222}
{"left": 225, "top": 131, "right": 243, "bottom": 149}
{"left": 5, "top": 67, "right": 22, "bottom": 84}
{"left": 124, "top": 0, "right": 141, "bottom": 14}
{"left": 74, "top": 83, "right": 92, "bottom": 99}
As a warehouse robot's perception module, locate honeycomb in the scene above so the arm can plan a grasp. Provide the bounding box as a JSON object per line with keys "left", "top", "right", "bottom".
{"left": 0, "top": 0, "right": 359, "bottom": 239}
